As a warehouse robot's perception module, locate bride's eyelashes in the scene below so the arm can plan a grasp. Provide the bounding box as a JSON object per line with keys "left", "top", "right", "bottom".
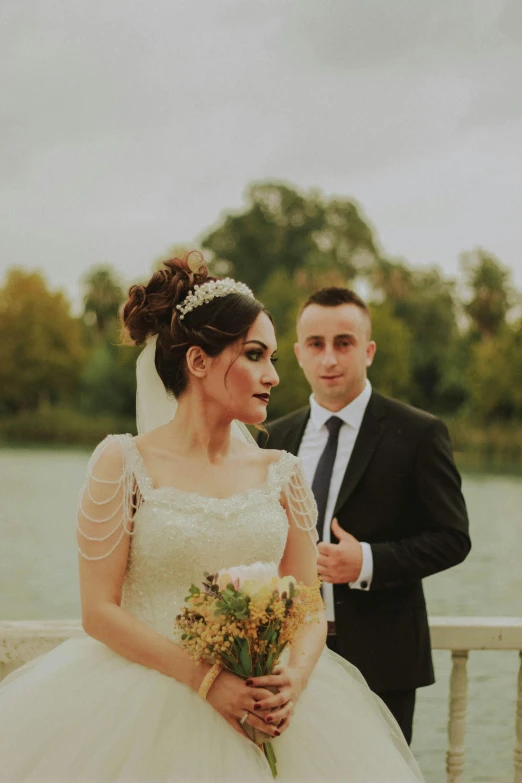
{"left": 245, "top": 350, "right": 279, "bottom": 365}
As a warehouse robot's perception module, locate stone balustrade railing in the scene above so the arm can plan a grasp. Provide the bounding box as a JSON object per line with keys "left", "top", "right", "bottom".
{"left": 429, "top": 617, "right": 522, "bottom": 783}
{"left": 1, "top": 616, "right": 521, "bottom": 782}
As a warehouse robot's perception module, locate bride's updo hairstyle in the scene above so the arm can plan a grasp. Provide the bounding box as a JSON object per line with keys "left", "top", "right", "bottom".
{"left": 123, "top": 251, "right": 270, "bottom": 398}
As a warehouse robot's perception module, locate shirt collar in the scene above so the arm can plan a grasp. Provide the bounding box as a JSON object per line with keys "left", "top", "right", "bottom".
{"left": 309, "top": 380, "right": 372, "bottom": 431}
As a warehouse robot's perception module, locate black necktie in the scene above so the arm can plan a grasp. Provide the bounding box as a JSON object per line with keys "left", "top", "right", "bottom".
{"left": 311, "top": 416, "right": 343, "bottom": 543}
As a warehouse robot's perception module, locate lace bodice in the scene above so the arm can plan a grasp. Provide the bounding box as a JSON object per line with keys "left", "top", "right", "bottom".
{"left": 77, "top": 435, "right": 318, "bottom": 639}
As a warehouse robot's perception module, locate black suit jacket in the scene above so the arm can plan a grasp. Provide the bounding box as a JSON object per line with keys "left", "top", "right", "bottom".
{"left": 260, "top": 391, "right": 471, "bottom": 692}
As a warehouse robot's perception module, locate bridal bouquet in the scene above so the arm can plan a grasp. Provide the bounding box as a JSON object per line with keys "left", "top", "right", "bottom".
{"left": 175, "top": 562, "right": 322, "bottom": 778}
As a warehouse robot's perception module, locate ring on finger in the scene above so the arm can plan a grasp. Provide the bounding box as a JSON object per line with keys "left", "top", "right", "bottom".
{"left": 239, "top": 711, "right": 249, "bottom": 726}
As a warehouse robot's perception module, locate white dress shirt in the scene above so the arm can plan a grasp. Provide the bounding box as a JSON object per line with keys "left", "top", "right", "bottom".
{"left": 298, "top": 380, "right": 374, "bottom": 622}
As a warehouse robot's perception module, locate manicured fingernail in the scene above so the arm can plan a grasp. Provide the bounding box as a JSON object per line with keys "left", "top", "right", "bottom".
{"left": 245, "top": 679, "right": 253, "bottom": 686}
{"left": 274, "top": 730, "right": 281, "bottom": 737}
{"left": 253, "top": 703, "right": 261, "bottom": 711}
{"left": 265, "top": 715, "right": 273, "bottom": 723}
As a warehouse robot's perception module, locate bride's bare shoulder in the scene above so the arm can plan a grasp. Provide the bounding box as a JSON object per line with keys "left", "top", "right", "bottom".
{"left": 263, "top": 448, "right": 285, "bottom": 466}
{"left": 233, "top": 440, "right": 285, "bottom": 468}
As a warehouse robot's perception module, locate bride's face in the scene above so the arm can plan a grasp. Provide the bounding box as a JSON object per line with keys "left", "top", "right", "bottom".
{"left": 203, "top": 312, "right": 279, "bottom": 424}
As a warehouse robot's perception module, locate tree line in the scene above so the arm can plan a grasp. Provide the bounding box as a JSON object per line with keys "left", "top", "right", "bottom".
{"left": 0, "top": 181, "right": 520, "bottom": 460}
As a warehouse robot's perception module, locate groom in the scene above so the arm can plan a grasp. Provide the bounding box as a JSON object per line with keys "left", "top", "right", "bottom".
{"left": 259, "top": 287, "right": 470, "bottom": 744}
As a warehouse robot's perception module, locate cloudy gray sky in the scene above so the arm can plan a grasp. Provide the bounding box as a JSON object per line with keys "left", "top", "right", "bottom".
{"left": 2, "top": 0, "right": 521, "bottom": 306}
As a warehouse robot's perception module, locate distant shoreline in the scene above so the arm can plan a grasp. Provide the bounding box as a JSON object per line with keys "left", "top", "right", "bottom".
{"left": 1, "top": 408, "right": 521, "bottom": 473}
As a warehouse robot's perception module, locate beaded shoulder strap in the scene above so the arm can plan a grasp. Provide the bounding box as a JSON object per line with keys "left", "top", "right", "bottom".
{"left": 77, "top": 434, "right": 143, "bottom": 561}
{"left": 276, "top": 452, "right": 319, "bottom": 553}
{"left": 124, "top": 435, "right": 156, "bottom": 500}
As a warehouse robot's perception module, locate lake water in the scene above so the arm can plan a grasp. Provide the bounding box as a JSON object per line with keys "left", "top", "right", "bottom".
{"left": 1, "top": 447, "right": 521, "bottom": 782}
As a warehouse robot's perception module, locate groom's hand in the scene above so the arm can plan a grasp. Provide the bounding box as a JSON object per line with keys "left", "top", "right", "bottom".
{"left": 317, "top": 518, "right": 363, "bottom": 583}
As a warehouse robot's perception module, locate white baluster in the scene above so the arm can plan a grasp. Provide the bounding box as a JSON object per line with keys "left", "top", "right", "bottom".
{"left": 446, "top": 649, "right": 469, "bottom": 783}
{"left": 514, "top": 651, "right": 522, "bottom": 783}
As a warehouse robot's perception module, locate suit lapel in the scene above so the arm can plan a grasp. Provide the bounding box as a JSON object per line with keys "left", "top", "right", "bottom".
{"left": 333, "top": 393, "right": 385, "bottom": 516}
{"left": 281, "top": 408, "right": 310, "bottom": 456}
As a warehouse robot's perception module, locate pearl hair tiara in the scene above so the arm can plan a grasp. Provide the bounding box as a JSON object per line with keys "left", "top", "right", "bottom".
{"left": 176, "top": 278, "right": 255, "bottom": 320}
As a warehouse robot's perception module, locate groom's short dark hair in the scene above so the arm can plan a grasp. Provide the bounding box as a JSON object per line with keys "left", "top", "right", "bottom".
{"left": 299, "top": 287, "right": 370, "bottom": 321}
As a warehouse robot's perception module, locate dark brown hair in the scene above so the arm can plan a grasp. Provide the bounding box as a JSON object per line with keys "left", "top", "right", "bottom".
{"left": 298, "top": 286, "right": 371, "bottom": 332}
{"left": 123, "top": 252, "right": 270, "bottom": 398}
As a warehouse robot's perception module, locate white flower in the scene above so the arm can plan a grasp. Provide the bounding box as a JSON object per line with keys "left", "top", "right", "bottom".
{"left": 276, "top": 575, "right": 296, "bottom": 597}
{"left": 216, "top": 562, "right": 279, "bottom": 593}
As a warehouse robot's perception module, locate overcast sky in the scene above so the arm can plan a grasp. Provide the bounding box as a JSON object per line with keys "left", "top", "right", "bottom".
{"left": 2, "top": 0, "right": 521, "bottom": 307}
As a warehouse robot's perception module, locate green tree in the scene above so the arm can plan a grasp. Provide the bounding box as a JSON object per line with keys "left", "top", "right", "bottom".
{"left": 82, "top": 265, "right": 124, "bottom": 339}
{"left": 466, "top": 321, "right": 522, "bottom": 421}
{"left": 0, "top": 269, "right": 85, "bottom": 413}
{"left": 80, "top": 340, "right": 139, "bottom": 418}
{"left": 371, "top": 257, "right": 413, "bottom": 302}
{"left": 461, "top": 249, "right": 513, "bottom": 340}
{"left": 201, "top": 182, "right": 379, "bottom": 293}
{"left": 373, "top": 259, "right": 459, "bottom": 411}
{"left": 257, "top": 268, "right": 303, "bottom": 334}
{"left": 368, "top": 302, "right": 413, "bottom": 400}
{"left": 256, "top": 268, "right": 310, "bottom": 420}
{"left": 268, "top": 329, "right": 311, "bottom": 420}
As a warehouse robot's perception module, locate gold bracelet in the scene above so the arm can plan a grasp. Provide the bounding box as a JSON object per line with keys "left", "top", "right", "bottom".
{"left": 198, "top": 663, "right": 222, "bottom": 700}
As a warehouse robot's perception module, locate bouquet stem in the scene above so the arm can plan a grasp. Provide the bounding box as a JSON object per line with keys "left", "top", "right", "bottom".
{"left": 262, "top": 741, "right": 278, "bottom": 778}
{"left": 175, "top": 566, "right": 322, "bottom": 780}
{"left": 242, "top": 685, "right": 279, "bottom": 745}
{"left": 242, "top": 685, "right": 279, "bottom": 777}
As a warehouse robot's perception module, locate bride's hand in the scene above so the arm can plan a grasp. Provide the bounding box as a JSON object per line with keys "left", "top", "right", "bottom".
{"left": 206, "top": 669, "right": 282, "bottom": 740}
{"left": 245, "top": 665, "right": 307, "bottom": 735}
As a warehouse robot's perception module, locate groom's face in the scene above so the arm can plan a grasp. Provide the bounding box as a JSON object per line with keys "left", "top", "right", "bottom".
{"left": 295, "top": 304, "right": 376, "bottom": 410}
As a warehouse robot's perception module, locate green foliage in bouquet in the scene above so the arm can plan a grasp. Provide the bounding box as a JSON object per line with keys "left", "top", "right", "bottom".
{"left": 175, "top": 564, "right": 323, "bottom": 777}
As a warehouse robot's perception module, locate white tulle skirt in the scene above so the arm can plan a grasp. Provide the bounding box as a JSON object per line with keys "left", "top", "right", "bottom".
{"left": 0, "top": 636, "right": 424, "bottom": 782}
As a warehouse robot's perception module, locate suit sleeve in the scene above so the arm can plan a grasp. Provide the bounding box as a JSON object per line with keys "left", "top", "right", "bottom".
{"left": 370, "top": 419, "right": 471, "bottom": 590}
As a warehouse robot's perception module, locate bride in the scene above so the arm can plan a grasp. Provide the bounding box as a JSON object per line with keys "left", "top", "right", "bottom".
{"left": 0, "top": 253, "right": 424, "bottom": 782}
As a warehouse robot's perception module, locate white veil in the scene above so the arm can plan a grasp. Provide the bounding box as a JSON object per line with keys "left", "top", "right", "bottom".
{"left": 136, "top": 334, "right": 257, "bottom": 445}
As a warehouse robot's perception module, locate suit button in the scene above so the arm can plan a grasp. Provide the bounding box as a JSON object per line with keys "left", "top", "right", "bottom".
{"left": 360, "top": 581, "right": 368, "bottom": 589}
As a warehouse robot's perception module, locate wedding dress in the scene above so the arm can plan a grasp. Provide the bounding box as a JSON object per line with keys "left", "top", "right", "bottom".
{"left": 0, "top": 434, "right": 424, "bottom": 782}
